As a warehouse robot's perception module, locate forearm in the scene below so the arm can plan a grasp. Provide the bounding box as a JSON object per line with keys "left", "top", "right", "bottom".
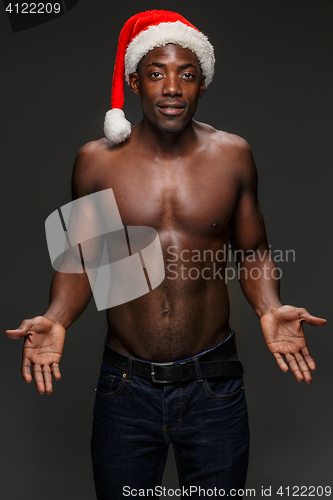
{"left": 43, "top": 271, "right": 93, "bottom": 329}
{"left": 237, "top": 252, "right": 282, "bottom": 318}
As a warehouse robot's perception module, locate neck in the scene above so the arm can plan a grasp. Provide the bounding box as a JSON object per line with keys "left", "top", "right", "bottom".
{"left": 134, "top": 116, "right": 199, "bottom": 157}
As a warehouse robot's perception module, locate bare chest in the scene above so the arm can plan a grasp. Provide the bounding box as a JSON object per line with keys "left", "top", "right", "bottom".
{"left": 94, "top": 157, "right": 239, "bottom": 239}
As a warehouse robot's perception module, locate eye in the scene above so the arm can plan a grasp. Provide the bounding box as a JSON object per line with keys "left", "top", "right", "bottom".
{"left": 150, "top": 71, "right": 163, "bottom": 80}
{"left": 182, "top": 73, "right": 194, "bottom": 81}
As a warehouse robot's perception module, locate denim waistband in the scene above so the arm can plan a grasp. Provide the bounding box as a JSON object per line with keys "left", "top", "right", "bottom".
{"left": 104, "top": 330, "right": 236, "bottom": 366}
{"left": 102, "top": 330, "right": 241, "bottom": 383}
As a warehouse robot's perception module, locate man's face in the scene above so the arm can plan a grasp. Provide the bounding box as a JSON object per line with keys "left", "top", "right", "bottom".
{"left": 129, "top": 44, "right": 205, "bottom": 134}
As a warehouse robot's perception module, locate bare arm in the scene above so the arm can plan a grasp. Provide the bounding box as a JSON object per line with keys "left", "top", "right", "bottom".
{"left": 229, "top": 140, "right": 327, "bottom": 383}
{"left": 6, "top": 144, "right": 97, "bottom": 393}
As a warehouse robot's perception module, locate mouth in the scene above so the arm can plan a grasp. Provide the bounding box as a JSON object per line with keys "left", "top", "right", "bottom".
{"left": 156, "top": 103, "right": 186, "bottom": 116}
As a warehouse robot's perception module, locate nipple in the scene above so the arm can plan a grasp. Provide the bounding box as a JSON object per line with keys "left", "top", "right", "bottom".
{"left": 211, "top": 221, "right": 218, "bottom": 228}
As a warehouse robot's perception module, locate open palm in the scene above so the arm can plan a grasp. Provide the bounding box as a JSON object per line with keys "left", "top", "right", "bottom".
{"left": 260, "top": 305, "right": 326, "bottom": 383}
{"left": 6, "top": 316, "right": 66, "bottom": 394}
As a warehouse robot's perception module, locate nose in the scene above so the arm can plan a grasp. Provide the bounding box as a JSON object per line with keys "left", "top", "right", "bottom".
{"left": 162, "top": 73, "right": 182, "bottom": 96}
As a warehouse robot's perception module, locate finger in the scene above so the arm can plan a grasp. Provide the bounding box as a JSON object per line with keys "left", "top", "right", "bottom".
{"left": 21, "top": 358, "right": 32, "bottom": 383}
{"left": 298, "top": 309, "right": 327, "bottom": 327}
{"left": 5, "top": 319, "right": 33, "bottom": 339}
{"left": 32, "top": 363, "right": 45, "bottom": 394}
{"left": 42, "top": 365, "right": 53, "bottom": 394}
{"left": 301, "top": 346, "right": 316, "bottom": 371}
{"left": 5, "top": 330, "right": 27, "bottom": 339}
{"left": 273, "top": 353, "right": 289, "bottom": 373}
{"left": 51, "top": 363, "right": 61, "bottom": 381}
{"left": 294, "top": 352, "right": 313, "bottom": 384}
{"left": 285, "top": 353, "right": 304, "bottom": 382}
{"left": 304, "top": 316, "right": 327, "bottom": 326}
{"left": 6, "top": 316, "right": 52, "bottom": 339}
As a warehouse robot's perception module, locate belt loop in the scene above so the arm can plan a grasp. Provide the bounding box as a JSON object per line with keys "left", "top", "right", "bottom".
{"left": 125, "top": 356, "right": 134, "bottom": 382}
{"left": 193, "top": 357, "right": 203, "bottom": 382}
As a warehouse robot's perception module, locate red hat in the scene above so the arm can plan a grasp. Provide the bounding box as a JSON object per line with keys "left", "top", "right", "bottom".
{"left": 104, "top": 10, "right": 215, "bottom": 144}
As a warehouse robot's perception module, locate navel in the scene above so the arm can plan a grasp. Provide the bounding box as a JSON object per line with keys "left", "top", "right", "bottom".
{"left": 163, "top": 308, "right": 170, "bottom": 316}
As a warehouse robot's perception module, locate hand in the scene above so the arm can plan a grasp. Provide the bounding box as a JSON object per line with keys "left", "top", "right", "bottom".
{"left": 6, "top": 316, "right": 66, "bottom": 394}
{"left": 260, "top": 305, "right": 327, "bottom": 383}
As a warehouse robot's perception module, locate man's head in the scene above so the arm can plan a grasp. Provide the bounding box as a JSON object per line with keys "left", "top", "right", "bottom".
{"left": 129, "top": 44, "right": 206, "bottom": 135}
{"left": 104, "top": 10, "right": 215, "bottom": 144}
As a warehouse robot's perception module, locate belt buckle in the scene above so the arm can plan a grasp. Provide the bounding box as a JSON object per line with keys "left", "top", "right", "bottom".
{"left": 151, "top": 362, "right": 175, "bottom": 384}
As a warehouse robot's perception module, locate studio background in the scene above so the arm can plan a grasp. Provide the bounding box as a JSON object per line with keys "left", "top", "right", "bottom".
{"left": 1, "top": 1, "right": 332, "bottom": 498}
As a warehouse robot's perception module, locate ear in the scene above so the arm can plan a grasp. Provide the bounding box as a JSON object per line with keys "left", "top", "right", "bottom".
{"left": 129, "top": 72, "right": 140, "bottom": 96}
{"left": 198, "top": 75, "right": 206, "bottom": 98}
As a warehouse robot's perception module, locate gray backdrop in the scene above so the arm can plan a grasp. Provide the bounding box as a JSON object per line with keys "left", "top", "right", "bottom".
{"left": 1, "top": 0, "right": 332, "bottom": 498}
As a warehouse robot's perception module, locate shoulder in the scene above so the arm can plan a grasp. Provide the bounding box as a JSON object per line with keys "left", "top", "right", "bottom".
{"left": 204, "top": 124, "right": 252, "bottom": 155}
{"left": 74, "top": 138, "right": 114, "bottom": 166}
{"left": 71, "top": 138, "right": 115, "bottom": 198}
{"left": 205, "top": 126, "right": 257, "bottom": 186}
{"left": 218, "top": 132, "right": 255, "bottom": 176}
{"left": 217, "top": 131, "right": 252, "bottom": 156}
{"left": 195, "top": 121, "right": 251, "bottom": 154}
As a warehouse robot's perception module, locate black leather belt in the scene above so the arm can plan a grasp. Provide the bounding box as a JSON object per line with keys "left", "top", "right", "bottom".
{"left": 103, "top": 332, "right": 243, "bottom": 384}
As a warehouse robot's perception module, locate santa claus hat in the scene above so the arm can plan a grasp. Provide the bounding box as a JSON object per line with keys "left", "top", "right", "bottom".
{"left": 104, "top": 10, "right": 215, "bottom": 145}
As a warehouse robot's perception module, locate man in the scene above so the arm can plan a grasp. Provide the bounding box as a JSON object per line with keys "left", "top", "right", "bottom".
{"left": 6, "top": 10, "right": 326, "bottom": 500}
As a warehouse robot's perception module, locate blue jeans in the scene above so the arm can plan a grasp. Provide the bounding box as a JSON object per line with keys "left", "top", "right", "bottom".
{"left": 90, "top": 348, "right": 250, "bottom": 499}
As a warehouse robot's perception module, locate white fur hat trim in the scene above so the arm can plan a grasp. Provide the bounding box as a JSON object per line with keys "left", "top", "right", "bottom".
{"left": 124, "top": 21, "right": 215, "bottom": 86}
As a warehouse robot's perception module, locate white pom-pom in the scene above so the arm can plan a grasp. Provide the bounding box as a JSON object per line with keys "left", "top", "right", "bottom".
{"left": 104, "top": 109, "right": 131, "bottom": 145}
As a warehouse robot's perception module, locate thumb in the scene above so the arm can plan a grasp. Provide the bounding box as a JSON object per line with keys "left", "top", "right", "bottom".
{"left": 5, "top": 316, "right": 48, "bottom": 339}
{"left": 299, "top": 309, "right": 327, "bottom": 327}
{"left": 5, "top": 328, "right": 30, "bottom": 339}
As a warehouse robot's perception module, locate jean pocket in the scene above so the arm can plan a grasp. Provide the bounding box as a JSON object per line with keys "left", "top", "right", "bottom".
{"left": 202, "top": 349, "right": 244, "bottom": 400}
{"left": 95, "top": 362, "right": 126, "bottom": 398}
{"left": 203, "top": 353, "right": 244, "bottom": 401}
{"left": 203, "top": 376, "right": 244, "bottom": 400}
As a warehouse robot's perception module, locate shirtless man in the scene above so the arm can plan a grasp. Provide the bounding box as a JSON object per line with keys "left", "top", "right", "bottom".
{"left": 6, "top": 10, "right": 326, "bottom": 500}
